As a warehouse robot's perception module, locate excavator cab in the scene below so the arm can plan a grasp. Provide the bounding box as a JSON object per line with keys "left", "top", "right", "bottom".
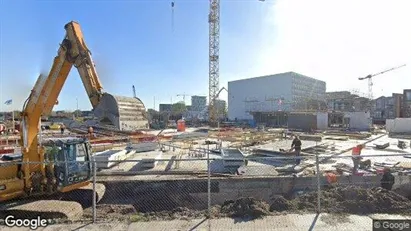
{"left": 43, "top": 137, "right": 93, "bottom": 190}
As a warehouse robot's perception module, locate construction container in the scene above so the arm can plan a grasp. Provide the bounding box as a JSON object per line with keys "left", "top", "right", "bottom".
{"left": 177, "top": 119, "right": 186, "bottom": 132}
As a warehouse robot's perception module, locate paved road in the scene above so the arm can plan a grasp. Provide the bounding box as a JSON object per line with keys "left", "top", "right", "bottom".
{"left": 2, "top": 213, "right": 411, "bottom": 231}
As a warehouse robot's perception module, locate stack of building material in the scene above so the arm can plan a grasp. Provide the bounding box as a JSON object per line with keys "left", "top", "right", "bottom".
{"left": 127, "top": 142, "right": 158, "bottom": 153}
{"left": 374, "top": 160, "right": 400, "bottom": 168}
{"left": 93, "top": 149, "right": 134, "bottom": 169}
{"left": 298, "top": 134, "right": 322, "bottom": 142}
{"left": 140, "top": 151, "right": 163, "bottom": 168}
{"left": 374, "top": 141, "right": 390, "bottom": 149}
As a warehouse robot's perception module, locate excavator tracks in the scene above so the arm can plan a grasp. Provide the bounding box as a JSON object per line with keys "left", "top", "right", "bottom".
{"left": 0, "top": 183, "right": 106, "bottom": 221}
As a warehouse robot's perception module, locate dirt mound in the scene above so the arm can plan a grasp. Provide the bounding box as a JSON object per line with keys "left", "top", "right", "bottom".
{"left": 270, "top": 195, "right": 295, "bottom": 212}
{"left": 220, "top": 197, "right": 271, "bottom": 219}
{"left": 293, "top": 186, "right": 411, "bottom": 214}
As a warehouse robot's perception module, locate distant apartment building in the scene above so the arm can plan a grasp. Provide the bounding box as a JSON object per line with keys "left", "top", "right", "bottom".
{"left": 326, "top": 91, "right": 369, "bottom": 112}
{"left": 80, "top": 110, "right": 94, "bottom": 117}
{"left": 374, "top": 96, "right": 395, "bottom": 119}
{"left": 403, "top": 89, "right": 411, "bottom": 118}
{"left": 159, "top": 104, "right": 172, "bottom": 113}
{"left": 373, "top": 91, "right": 409, "bottom": 121}
{"left": 191, "top": 96, "right": 207, "bottom": 112}
{"left": 393, "top": 93, "right": 404, "bottom": 118}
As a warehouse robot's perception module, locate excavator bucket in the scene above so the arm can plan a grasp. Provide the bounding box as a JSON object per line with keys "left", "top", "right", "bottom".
{"left": 93, "top": 93, "right": 149, "bottom": 131}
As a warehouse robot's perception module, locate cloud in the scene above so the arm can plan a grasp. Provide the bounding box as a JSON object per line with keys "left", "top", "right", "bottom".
{"left": 252, "top": 0, "right": 411, "bottom": 97}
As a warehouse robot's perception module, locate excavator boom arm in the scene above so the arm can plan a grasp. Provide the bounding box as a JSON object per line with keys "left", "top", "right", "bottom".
{"left": 64, "top": 22, "right": 104, "bottom": 108}
{"left": 21, "top": 43, "right": 73, "bottom": 160}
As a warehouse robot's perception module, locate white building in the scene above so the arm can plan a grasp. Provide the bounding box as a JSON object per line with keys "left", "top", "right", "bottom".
{"left": 228, "top": 72, "right": 326, "bottom": 120}
{"left": 191, "top": 95, "right": 207, "bottom": 112}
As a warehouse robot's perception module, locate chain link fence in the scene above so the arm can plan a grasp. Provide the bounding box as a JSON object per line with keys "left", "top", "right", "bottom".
{"left": 1, "top": 142, "right": 411, "bottom": 230}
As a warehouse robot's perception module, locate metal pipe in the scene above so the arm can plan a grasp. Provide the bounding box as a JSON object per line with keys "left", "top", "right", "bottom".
{"left": 316, "top": 153, "right": 321, "bottom": 213}
{"left": 92, "top": 160, "right": 97, "bottom": 223}
{"left": 207, "top": 143, "right": 211, "bottom": 231}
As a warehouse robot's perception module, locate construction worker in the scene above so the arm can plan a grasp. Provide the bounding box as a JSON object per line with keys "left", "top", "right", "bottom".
{"left": 351, "top": 144, "right": 363, "bottom": 174}
{"left": 291, "top": 135, "right": 302, "bottom": 165}
{"left": 88, "top": 126, "right": 94, "bottom": 140}
{"left": 325, "top": 172, "right": 338, "bottom": 189}
{"left": 60, "top": 124, "right": 65, "bottom": 135}
{"left": 381, "top": 167, "right": 395, "bottom": 190}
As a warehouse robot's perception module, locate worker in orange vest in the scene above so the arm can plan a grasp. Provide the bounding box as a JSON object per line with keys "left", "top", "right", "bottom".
{"left": 325, "top": 172, "right": 337, "bottom": 188}
{"left": 352, "top": 144, "right": 363, "bottom": 174}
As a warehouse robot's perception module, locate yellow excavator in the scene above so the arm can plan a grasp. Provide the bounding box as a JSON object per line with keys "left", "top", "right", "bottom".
{"left": 0, "top": 21, "right": 147, "bottom": 219}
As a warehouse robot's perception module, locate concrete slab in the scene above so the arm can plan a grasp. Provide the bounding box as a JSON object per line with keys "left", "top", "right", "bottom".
{"left": 221, "top": 148, "right": 245, "bottom": 167}
{"left": 140, "top": 151, "right": 163, "bottom": 168}
{"left": 127, "top": 142, "right": 158, "bottom": 153}
{"left": 93, "top": 149, "right": 135, "bottom": 169}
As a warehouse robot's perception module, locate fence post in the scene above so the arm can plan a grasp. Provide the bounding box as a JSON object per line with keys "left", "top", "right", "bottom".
{"left": 92, "top": 159, "right": 97, "bottom": 223}
{"left": 315, "top": 153, "right": 321, "bottom": 214}
{"left": 207, "top": 144, "right": 211, "bottom": 231}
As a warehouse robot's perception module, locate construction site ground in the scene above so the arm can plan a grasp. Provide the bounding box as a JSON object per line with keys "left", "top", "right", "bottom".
{"left": 96, "top": 132, "right": 411, "bottom": 179}
{"left": 2, "top": 127, "right": 411, "bottom": 230}
{"left": 2, "top": 213, "right": 410, "bottom": 231}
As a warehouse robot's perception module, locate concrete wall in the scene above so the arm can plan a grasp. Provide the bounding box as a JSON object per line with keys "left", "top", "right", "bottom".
{"left": 98, "top": 175, "right": 411, "bottom": 212}
{"left": 344, "top": 112, "right": 370, "bottom": 131}
{"left": 228, "top": 73, "right": 293, "bottom": 120}
{"left": 287, "top": 112, "right": 328, "bottom": 131}
{"left": 386, "top": 118, "right": 411, "bottom": 133}
{"left": 288, "top": 113, "right": 317, "bottom": 131}
{"left": 316, "top": 112, "right": 328, "bottom": 130}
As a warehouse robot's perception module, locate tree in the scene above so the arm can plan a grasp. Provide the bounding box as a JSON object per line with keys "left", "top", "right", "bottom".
{"left": 172, "top": 101, "right": 186, "bottom": 114}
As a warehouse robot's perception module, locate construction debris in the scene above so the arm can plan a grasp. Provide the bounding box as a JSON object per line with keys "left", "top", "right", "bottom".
{"left": 290, "top": 185, "right": 411, "bottom": 214}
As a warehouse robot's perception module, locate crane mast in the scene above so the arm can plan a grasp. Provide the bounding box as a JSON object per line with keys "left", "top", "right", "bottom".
{"left": 207, "top": 1, "right": 264, "bottom": 126}
{"left": 208, "top": 0, "right": 220, "bottom": 126}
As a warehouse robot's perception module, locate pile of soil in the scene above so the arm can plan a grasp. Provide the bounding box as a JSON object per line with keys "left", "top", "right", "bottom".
{"left": 80, "top": 186, "right": 411, "bottom": 222}
{"left": 270, "top": 195, "right": 295, "bottom": 212}
{"left": 141, "top": 207, "right": 207, "bottom": 221}
{"left": 291, "top": 186, "right": 411, "bottom": 214}
{"left": 219, "top": 197, "right": 272, "bottom": 219}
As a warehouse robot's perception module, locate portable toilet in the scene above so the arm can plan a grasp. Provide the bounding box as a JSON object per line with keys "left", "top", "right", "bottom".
{"left": 177, "top": 119, "right": 186, "bottom": 132}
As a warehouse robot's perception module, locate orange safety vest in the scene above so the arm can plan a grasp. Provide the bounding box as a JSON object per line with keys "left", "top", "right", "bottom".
{"left": 352, "top": 145, "right": 362, "bottom": 155}
{"left": 326, "top": 173, "right": 337, "bottom": 184}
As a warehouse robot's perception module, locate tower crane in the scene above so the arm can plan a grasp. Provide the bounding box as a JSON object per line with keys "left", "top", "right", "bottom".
{"left": 207, "top": 0, "right": 265, "bottom": 127}
{"left": 176, "top": 93, "right": 191, "bottom": 103}
{"left": 170, "top": 1, "right": 265, "bottom": 126}
{"left": 358, "top": 64, "right": 406, "bottom": 102}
